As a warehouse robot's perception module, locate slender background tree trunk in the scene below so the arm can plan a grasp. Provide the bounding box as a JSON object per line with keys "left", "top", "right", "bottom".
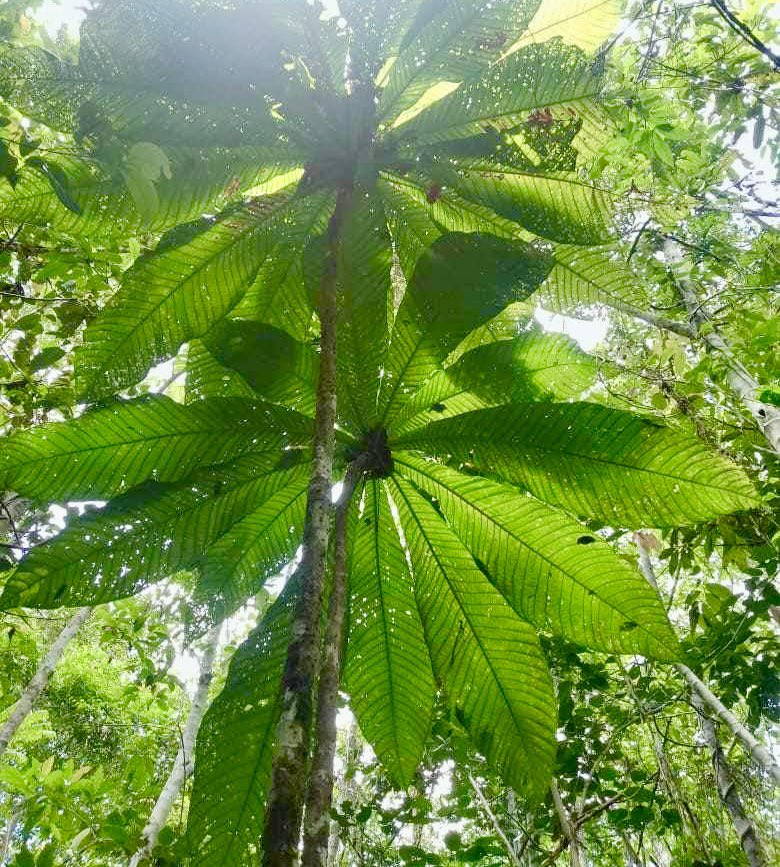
{"left": 302, "top": 464, "right": 364, "bottom": 867}
{"left": 129, "top": 620, "right": 222, "bottom": 867}
{"left": 262, "top": 188, "right": 351, "bottom": 867}
{"left": 550, "top": 779, "right": 582, "bottom": 867}
{"left": 634, "top": 538, "right": 780, "bottom": 787}
{"left": 0, "top": 606, "right": 91, "bottom": 758}
{"left": 691, "top": 692, "right": 767, "bottom": 867}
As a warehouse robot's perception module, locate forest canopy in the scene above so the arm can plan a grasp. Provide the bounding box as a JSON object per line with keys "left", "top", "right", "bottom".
{"left": 0, "top": 1, "right": 778, "bottom": 866}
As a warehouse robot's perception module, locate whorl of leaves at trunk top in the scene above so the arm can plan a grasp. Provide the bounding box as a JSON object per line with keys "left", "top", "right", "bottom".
{"left": 0, "top": 1, "right": 761, "bottom": 864}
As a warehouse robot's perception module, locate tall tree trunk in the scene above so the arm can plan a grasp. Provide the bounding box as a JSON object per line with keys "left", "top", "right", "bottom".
{"left": 634, "top": 538, "right": 780, "bottom": 787}
{"left": 0, "top": 606, "right": 91, "bottom": 757}
{"left": 262, "top": 188, "right": 351, "bottom": 866}
{"left": 691, "top": 692, "right": 767, "bottom": 867}
{"left": 302, "top": 464, "right": 364, "bottom": 867}
{"left": 129, "top": 620, "right": 222, "bottom": 867}
{"left": 550, "top": 780, "right": 582, "bottom": 867}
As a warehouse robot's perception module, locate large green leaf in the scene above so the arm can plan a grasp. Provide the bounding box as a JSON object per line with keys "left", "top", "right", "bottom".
{"left": 394, "top": 403, "right": 759, "bottom": 526}
{"left": 0, "top": 1, "right": 316, "bottom": 147}
{"left": 0, "top": 395, "right": 310, "bottom": 502}
{"left": 391, "top": 328, "right": 597, "bottom": 434}
{"left": 75, "top": 190, "right": 331, "bottom": 399}
{"left": 389, "top": 42, "right": 602, "bottom": 146}
{"left": 436, "top": 162, "right": 614, "bottom": 245}
{"left": 184, "top": 340, "right": 257, "bottom": 404}
{"left": 377, "top": 0, "right": 540, "bottom": 124}
{"left": 343, "top": 479, "right": 435, "bottom": 786}
{"left": 197, "top": 466, "right": 310, "bottom": 611}
{"left": 538, "top": 244, "right": 676, "bottom": 312}
{"left": 230, "top": 195, "right": 335, "bottom": 341}
{"left": 390, "top": 476, "right": 556, "bottom": 797}
{"left": 206, "top": 320, "right": 318, "bottom": 417}
{"left": 337, "top": 192, "right": 394, "bottom": 430}
{"left": 506, "top": 0, "right": 621, "bottom": 55}
{"left": 0, "top": 459, "right": 307, "bottom": 612}
{"left": 187, "top": 573, "right": 301, "bottom": 866}
{"left": 395, "top": 453, "right": 678, "bottom": 659}
{"left": 378, "top": 233, "right": 552, "bottom": 425}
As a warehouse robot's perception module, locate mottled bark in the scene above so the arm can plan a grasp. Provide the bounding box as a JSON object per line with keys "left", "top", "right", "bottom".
{"left": 635, "top": 538, "right": 780, "bottom": 787}
{"left": 550, "top": 780, "right": 582, "bottom": 867}
{"left": 691, "top": 692, "right": 767, "bottom": 867}
{"left": 0, "top": 607, "right": 91, "bottom": 757}
{"left": 302, "top": 465, "right": 364, "bottom": 867}
{"left": 129, "top": 620, "right": 221, "bottom": 867}
{"left": 262, "top": 189, "right": 351, "bottom": 866}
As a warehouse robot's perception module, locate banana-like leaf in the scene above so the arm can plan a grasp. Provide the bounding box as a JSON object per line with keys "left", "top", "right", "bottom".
{"left": 187, "top": 572, "right": 301, "bottom": 866}
{"left": 506, "top": 0, "right": 621, "bottom": 55}
{"left": 0, "top": 459, "right": 307, "bottom": 612}
{"left": 395, "top": 453, "right": 679, "bottom": 658}
{"left": 198, "top": 466, "right": 310, "bottom": 611}
{"left": 0, "top": 146, "right": 304, "bottom": 238}
{"left": 184, "top": 340, "right": 257, "bottom": 404}
{"left": 538, "top": 244, "right": 676, "bottom": 312}
{"left": 0, "top": 395, "right": 311, "bottom": 502}
{"left": 390, "top": 476, "right": 556, "bottom": 797}
{"left": 231, "top": 196, "right": 336, "bottom": 341}
{"left": 393, "top": 402, "right": 759, "bottom": 526}
{"left": 378, "top": 233, "right": 552, "bottom": 425}
{"left": 437, "top": 162, "right": 614, "bottom": 244}
{"left": 343, "top": 479, "right": 435, "bottom": 787}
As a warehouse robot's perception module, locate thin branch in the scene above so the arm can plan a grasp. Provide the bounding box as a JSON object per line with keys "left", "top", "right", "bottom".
{"left": 709, "top": 0, "right": 780, "bottom": 70}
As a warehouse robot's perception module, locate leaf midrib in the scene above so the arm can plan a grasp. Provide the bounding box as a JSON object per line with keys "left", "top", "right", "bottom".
{"left": 390, "top": 477, "right": 536, "bottom": 751}
{"left": 394, "top": 454, "right": 670, "bottom": 652}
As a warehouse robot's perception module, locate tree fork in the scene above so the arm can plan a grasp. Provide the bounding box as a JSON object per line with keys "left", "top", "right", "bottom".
{"left": 301, "top": 461, "right": 365, "bottom": 867}
{"left": 262, "top": 187, "right": 352, "bottom": 866}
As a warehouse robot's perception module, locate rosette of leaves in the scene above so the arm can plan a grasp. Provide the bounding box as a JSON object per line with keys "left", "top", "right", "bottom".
{"left": 0, "top": 228, "right": 758, "bottom": 863}
{"left": 0, "top": 1, "right": 764, "bottom": 862}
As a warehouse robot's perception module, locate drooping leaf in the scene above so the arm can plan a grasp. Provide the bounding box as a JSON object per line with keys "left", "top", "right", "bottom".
{"left": 343, "top": 479, "right": 435, "bottom": 786}
{"left": 197, "top": 466, "right": 310, "bottom": 612}
{"left": 392, "top": 327, "right": 597, "bottom": 434}
{"left": 394, "top": 402, "right": 759, "bottom": 526}
{"left": 188, "top": 572, "right": 301, "bottom": 866}
{"left": 76, "top": 190, "right": 332, "bottom": 399}
{"left": 378, "top": 233, "right": 552, "bottom": 425}
{"left": 0, "top": 395, "right": 310, "bottom": 502}
{"left": 0, "top": 460, "right": 308, "bottom": 612}
{"left": 390, "top": 476, "right": 556, "bottom": 797}
{"left": 395, "top": 453, "right": 679, "bottom": 659}
{"left": 337, "top": 192, "right": 394, "bottom": 430}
